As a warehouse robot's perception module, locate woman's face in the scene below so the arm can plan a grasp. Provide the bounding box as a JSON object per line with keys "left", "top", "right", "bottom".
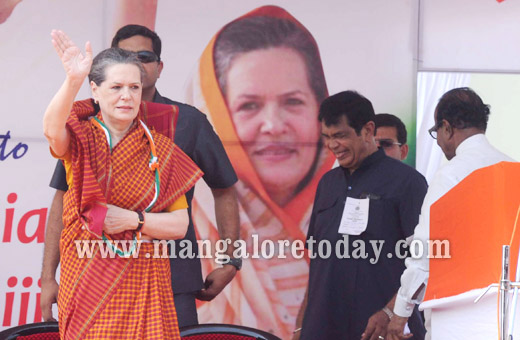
{"left": 226, "top": 47, "right": 321, "bottom": 202}
{"left": 91, "top": 63, "right": 142, "bottom": 128}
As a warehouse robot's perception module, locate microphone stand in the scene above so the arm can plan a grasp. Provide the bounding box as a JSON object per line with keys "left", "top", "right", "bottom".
{"left": 475, "top": 245, "right": 520, "bottom": 340}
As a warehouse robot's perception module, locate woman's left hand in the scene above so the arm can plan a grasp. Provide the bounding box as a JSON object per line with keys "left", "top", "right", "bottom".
{"left": 103, "top": 204, "right": 137, "bottom": 234}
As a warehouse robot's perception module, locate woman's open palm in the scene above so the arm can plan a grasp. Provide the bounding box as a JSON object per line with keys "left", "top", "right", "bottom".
{"left": 51, "top": 30, "right": 92, "bottom": 82}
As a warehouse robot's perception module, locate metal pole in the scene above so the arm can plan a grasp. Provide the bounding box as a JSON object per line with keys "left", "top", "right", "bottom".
{"left": 500, "top": 246, "right": 511, "bottom": 340}
{"left": 508, "top": 242, "right": 520, "bottom": 339}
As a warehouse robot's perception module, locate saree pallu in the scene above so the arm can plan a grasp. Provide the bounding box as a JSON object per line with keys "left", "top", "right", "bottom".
{"left": 185, "top": 5, "right": 336, "bottom": 339}
{"left": 57, "top": 100, "right": 203, "bottom": 340}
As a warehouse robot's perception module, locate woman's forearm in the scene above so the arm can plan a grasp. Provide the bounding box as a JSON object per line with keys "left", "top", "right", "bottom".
{"left": 43, "top": 77, "right": 83, "bottom": 157}
{"left": 103, "top": 204, "right": 189, "bottom": 240}
{"left": 141, "top": 209, "right": 189, "bottom": 240}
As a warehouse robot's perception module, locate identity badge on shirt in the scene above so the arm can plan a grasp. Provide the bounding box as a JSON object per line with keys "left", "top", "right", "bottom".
{"left": 338, "top": 197, "right": 369, "bottom": 235}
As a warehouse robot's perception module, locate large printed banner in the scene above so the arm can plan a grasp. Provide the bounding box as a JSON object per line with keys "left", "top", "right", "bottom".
{"left": 0, "top": 0, "right": 418, "bottom": 337}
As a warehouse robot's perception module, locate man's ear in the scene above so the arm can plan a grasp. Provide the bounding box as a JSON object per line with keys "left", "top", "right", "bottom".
{"left": 443, "top": 119, "right": 455, "bottom": 139}
{"left": 157, "top": 61, "right": 164, "bottom": 79}
{"left": 400, "top": 144, "right": 409, "bottom": 161}
{"left": 363, "top": 121, "right": 376, "bottom": 141}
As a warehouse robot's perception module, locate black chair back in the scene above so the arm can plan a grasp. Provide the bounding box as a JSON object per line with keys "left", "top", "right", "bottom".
{"left": 180, "top": 323, "right": 282, "bottom": 340}
{"left": 0, "top": 322, "right": 59, "bottom": 340}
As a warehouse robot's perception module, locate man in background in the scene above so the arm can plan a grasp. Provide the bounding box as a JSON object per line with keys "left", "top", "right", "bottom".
{"left": 375, "top": 113, "right": 409, "bottom": 161}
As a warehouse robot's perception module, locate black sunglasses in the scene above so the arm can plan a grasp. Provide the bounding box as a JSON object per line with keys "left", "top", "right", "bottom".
{"left": 136, "top": 50, "right": 160, "bottom": 63}
{"left": 376, "top": 139, "right": 401, "bottom": 148}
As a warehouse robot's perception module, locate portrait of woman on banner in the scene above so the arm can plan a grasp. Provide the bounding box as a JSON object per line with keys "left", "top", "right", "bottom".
{"left": 185, "top": 5, "right": 335, "bottom": 339}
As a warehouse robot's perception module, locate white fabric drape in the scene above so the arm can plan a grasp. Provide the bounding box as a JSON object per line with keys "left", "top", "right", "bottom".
{"left": 415, "top": 72, "right": 471, "bottom": 183}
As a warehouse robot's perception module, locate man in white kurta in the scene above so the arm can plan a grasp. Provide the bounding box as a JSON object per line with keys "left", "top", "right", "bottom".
{"left": 387, "top": 87, "right": 515, "bottom": 340}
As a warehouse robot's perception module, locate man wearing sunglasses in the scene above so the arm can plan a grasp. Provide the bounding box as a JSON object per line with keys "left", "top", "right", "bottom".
{"left": 386, "top": 87, "right": 515, "bottom": 340}
{"left": 113, "top": 29, "right": 164, "bottom": 104}
{"left": 41, "top": 25, "right": 240, "bottom": 329}
{"left": 375, "top": 113, "right": 409, "bottom": 161}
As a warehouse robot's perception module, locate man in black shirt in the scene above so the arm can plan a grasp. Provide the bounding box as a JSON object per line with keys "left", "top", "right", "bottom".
{"left": 40, "top": 25, "right": 240, "bottom": 328}
{"left": 295, "top": 91, "right": 427, "bottom": 340}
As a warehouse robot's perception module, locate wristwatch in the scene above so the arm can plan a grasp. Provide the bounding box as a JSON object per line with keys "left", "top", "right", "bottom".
{"left": 222, "top": 257, "right": 242, "bottom": 271}
{"left": 135, "top": 210, "right": 145, "bottom": 232}
{"left": 382, "top": 306, "right": 394, "bottom": 320}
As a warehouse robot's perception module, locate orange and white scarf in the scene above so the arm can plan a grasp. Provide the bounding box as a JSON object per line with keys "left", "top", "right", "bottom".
{"left": 185, "top": 6, "right": 336, "bottom": 339}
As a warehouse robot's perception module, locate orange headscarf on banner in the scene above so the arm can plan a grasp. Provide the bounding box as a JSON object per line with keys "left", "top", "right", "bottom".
{"left": 424, "top": 162, "right": 520, "bottom": 302}
{"left": 192, "top": 5, "right": 335, "bottom": 241}
{"left": 186, "top": 5, "right": 335, "bottom": 338}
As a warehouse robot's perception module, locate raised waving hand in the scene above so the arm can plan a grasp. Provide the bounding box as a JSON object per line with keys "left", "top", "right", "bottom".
{"left": 43, "top": 30, "right": 93, "bottom": 157}
{"left": 51, "top": 29, "right": 93, "bottom": 82}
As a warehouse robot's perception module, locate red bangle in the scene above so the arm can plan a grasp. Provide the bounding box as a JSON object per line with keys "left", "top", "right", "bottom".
{"left": 136, "top": 211, "right": 145, "bottom": 232}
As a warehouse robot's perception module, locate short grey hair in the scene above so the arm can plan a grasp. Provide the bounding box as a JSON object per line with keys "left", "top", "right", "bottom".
{"left": 214, "top": 16, "right": 327, "bottom": 104}
{"left": 88, "top": 47, "right": 144, "bottom": 85}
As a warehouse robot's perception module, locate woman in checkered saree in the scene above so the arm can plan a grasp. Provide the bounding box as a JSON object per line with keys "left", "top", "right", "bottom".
{"left": 43, "top": 30, "right": 202, "bottom": 339}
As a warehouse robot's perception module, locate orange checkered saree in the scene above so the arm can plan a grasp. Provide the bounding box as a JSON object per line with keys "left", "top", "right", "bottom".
{"left": 57, "top": 100, "right": 202, "bottom": 339}
{"left": 184, "top": 6, "right": 335, "bottom": 339}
